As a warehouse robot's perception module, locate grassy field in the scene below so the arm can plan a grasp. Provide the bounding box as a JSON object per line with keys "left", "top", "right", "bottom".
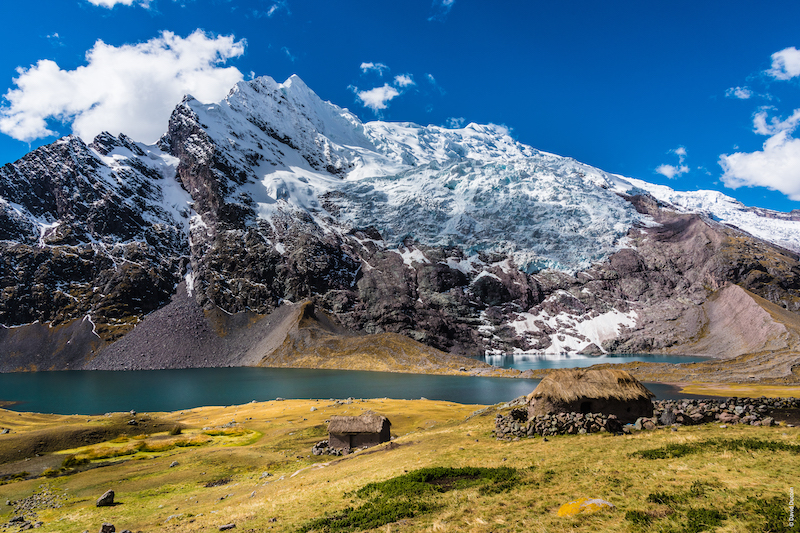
{"left": 679, "top": 383, "right": 800, "bottom": 398}
{"left": 1, "top": 397, "right": 799, "bottom": 532}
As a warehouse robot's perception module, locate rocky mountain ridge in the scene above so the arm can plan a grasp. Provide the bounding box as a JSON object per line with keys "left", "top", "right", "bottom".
{"left": 1, "top": 74, "right": 799, "bottom": 379}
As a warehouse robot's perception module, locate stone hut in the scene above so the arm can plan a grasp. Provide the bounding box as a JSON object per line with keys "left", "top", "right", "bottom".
{"left": 527, "top": 368, "right": 654, "bottom": 423}
{"left": 327, "top": 412, "right": 391, "bottom": 451}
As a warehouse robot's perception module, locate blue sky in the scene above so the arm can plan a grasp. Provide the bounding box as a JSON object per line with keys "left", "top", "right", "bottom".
{"left": 2, "top": 1, "right": 800, "bottom": 212}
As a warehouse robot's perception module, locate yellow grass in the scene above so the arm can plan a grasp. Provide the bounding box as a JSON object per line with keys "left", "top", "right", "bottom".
{"left": 0, "top": 398, "right": 798, "bottom": 532}
{"left": 680, "top": 383, "right": 800, "bottom": 398}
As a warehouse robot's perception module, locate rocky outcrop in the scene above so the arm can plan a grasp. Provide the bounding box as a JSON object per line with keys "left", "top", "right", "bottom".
{"left": 82, "top": 282, "right": 509, "bottom": 375}
{"left": 0, "top": 134, "right": 189, "bottom": 349}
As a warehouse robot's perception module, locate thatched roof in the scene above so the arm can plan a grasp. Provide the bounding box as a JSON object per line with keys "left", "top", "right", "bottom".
{"left": 527, "top": 368, "right": 654, "bottom": 404}
{"left": 328, "top": 411, "right": 390, "bottom": 434}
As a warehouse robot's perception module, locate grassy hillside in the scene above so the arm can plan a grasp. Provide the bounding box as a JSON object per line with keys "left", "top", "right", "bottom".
{"left": 1, "top": 398, "right": 798, "bottom": 532}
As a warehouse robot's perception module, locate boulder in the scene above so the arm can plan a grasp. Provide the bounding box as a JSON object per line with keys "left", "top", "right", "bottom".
{"left": 718, "top": 412, "right": 740, "bottom": 424}
{"left": 557, "top": 498, "right": 615, "bottom": 517}
{"left": 96, "top": 490, "right": 115, "bottom": 507}
{"left": 99, "top": 525, "right": 115, "bottom": 533}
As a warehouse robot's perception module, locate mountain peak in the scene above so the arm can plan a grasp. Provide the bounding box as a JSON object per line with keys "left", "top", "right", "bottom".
{"left": 2, "top": 73, "right": 800, "bottom": 369}
{"left": 284, "top": 73, "right": 310, "bottom": 90}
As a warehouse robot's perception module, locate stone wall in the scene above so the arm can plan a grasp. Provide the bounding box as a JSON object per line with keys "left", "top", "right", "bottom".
{"left": 495, "top": 397, "right": 799, "bottom": 439}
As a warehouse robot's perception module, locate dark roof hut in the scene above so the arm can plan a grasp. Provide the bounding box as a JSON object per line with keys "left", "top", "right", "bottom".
{"left": 527, "top": 368, "right": 654, "bottom": 423}
{"left": 327, "top": 411, "right": 391, "bottom": 451}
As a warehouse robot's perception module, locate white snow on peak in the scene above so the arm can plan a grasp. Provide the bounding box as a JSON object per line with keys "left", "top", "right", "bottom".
{"left": 618, "top": 177, "right": 800, "bottom": 252}
{"left": 182, "top": 74, "right": 800, "bottom": 270}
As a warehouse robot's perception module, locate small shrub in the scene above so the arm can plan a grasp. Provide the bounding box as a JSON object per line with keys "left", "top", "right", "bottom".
{"left": 298, "top": 499, "right": 435, "bottom": 533}
{"left": 634, "top": 442, "right": 697, "bottom": 460}
{"left": 302, "top": 467, "right": 520, "bottom": 533}
{"left": 738, "top": 496, "right": 799, "bottom": 533}
{"left": 0, "top": 472, "right": 30, "bottom": 484}
{"left": 205, "top": 477, "right": 233, "bottom": 488}
{"left": 647, "top": 491, "right": 687, "bottom": 506}
{"left": 356, "top": 466, "right": 519, "bottom": 499}
{"left": 62, "top": 455, "right": 89, "bottom": 468}
{"left": 633, "top": 439, "right": 800, "bottom": 460}
{"left": 625, "top": 510, "right": 652, "bottom": 527}
{"left": 542, "top": 469, "right": 557, "bottom": 483}
{"left": 174, "top": 435, "right": 212, "bottom": 447}
{"left": 685, "top": 508, "right": 725, "bottom": 533}
{"left": 138, "top": 441, "right": 176, "bottom": 453}
{"left": 688, "top": 480, "right": 716, "bottom": 498}
{"left": 168, "top": 425, "right": 182, "bottom": 436}
{"left": 84, "top": 443, "right": 141, "bottom": 460}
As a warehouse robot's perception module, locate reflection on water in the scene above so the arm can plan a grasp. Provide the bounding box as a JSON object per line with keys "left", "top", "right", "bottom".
{"left": 482, "top": 353, "right": 710, "bottom": 371}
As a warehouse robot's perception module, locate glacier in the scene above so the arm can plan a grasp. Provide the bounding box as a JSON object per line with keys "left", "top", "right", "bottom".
{"left": 183, "top": 75, "right": 800, "bottom": 270}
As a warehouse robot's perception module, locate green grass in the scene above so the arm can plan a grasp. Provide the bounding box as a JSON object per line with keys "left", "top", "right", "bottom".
{"left": 628, "top": 479, "right": 798, "bottom": 532}
{"left": 684, "top": 508, "right": 726, "bottom": 533}
{"left": 631, "top": 437, "right": 800, "bottom": 459}
{"left": 298, "top": 467, "right": 521, "bottom": 532}
{"left": 297, "top": 498, "right": 436, "bottom": 533}
{"left": 0, "top": 471, "right": 30, "bottom": 485}
{"left": 736, "top": 497, "right": 799, "bottom": 533}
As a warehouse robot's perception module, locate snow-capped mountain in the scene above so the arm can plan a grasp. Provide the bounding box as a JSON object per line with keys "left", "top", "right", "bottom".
{"left": 618, "top": 177, "right": 800, "bottom": 253}
{"left": 1, "top": 74, "right": 799, "bottom": 371}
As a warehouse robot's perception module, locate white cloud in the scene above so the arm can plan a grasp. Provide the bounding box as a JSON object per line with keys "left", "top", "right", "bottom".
{"left": 360, "top": 62, "right": 389, "bottom": 75}
{"left": 752, "top": 108, "right": 800, "bottom": 136}
{"left": 655, "top": 146, "right": 689, "bottom": 179}
{"left": 266, "top": 1, "right": 290, "bottom": 17}
{"left": 394, "top": 74, "right": 414, "bottom": 87}
{"left": 767, "top": 47, "right": 800, "bottom": 80}
{"left": 426, "top": 73, "right": 445, "bottom": 94}
{"left": 655, "top": 164, "right": 689, "bottom": 180}
{"left": 725, "top": 86, "right": 753, "bottom": 100}
{"left": 428, "top": 0, "right": 455, "bottom": 21}
{"left": 355, "top": 84, "right": 400, "bottom": 112}
{"left": 282, "top": 46, "right": 296, "bottom": 62}
{"left": 716, "top": 46, "right": 800, "bottom": 201}
{"left": 720, "top": 110, "right": 800, "bottom": 200}
{"left": 446, "top": 117, "right": 465, "bottom": 128}
{"left": 86, "top": 0, "right": 151, "bottom": 8}
{"left": 0, "top": 30, "right": 245, "bottom": 144}
{"left": 46, "top": 33, "right": 64, "bottom": 47}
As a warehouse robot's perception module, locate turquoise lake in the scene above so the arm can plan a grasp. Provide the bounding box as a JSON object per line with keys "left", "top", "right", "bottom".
{"left": 0, "top": 353, "right": 710, "bottom": 414}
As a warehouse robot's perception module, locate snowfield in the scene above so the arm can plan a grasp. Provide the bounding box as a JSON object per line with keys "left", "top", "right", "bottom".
{"left": 184, "top": 75, "right": 800, "bottom": 272}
